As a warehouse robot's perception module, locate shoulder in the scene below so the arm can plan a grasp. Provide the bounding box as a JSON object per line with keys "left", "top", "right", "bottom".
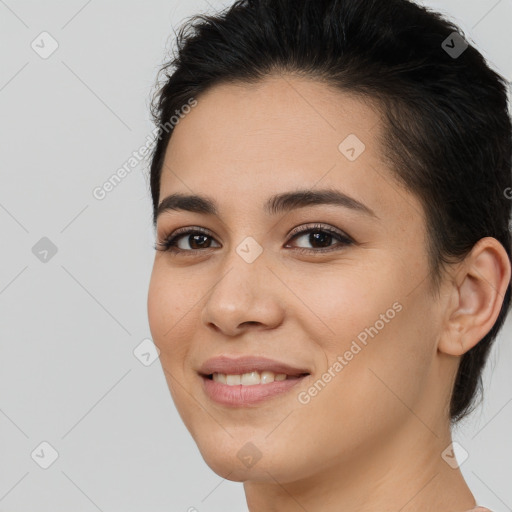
{"left": 465, "top": 508, "right": 493, "bottom": 512}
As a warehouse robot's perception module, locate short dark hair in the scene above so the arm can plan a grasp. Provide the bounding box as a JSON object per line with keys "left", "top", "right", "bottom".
{"left": 148, "top": 0, "right": 512, "bottom": 423}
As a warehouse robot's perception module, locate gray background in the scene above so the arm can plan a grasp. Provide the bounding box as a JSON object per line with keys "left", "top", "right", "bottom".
{"left": 0, "top": 0, "right": 511, "bottom": 510}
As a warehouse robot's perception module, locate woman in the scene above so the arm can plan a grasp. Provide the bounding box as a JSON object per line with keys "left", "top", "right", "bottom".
{"left": 146, "top": 0, "right": 511, "bottom": 510}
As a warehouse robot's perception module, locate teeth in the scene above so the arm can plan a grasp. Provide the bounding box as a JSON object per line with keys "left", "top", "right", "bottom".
{"left": 260, "top": 370, "right": 275, "bottom": 384}
{"left": 212, "top": 370, "right": 289, "bottom": 386}
{"left": 226, "top": 374, "right": 241, "bottom": 385}
{"left": 214, "top": 372, "right": 227, "bottom": 384}
{"left": 241, "top": 371, "right": 260, "bottom": 385}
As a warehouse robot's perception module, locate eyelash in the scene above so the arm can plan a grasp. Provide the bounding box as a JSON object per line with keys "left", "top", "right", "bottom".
{"left": 154, "top": 223, "right": 354, "bottom": 256}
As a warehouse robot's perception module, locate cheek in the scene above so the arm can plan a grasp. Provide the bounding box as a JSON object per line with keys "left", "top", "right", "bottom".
{"left": 147, "top": 274, "right": 196, "bottom": 413}
{"left": 147, "top": 263, "right": 166, "bottom": 319}
{"left": 320, "top": 290, "right": 435, "bottom": 429}
{"left": 147, "top": 269, "right": 193, "bottom": 371}
{"left": 294, "top": 260, "right": 434, "bottom": 408}
{"left": 279, "top": 308, "right": 435, "bottom": 473}
{"left": 287, "top": 261, "right": 394, "bottom": 353}
{"left": 148, "top": 265, "right": 195, "bottom": 337}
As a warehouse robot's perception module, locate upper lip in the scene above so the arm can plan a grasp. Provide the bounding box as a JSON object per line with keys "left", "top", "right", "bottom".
{"left": 198, "top": 355, "right": 310, "bottom": 377}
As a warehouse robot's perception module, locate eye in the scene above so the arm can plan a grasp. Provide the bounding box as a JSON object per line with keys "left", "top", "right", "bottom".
{"left": 154, "top": 223, "right": 354, "bottom": 255}
{"left": 154, "top": 226, "right": 220, "bottom": 254}
{"left": 285, "top": 223, "right": 354, "bottom": 253}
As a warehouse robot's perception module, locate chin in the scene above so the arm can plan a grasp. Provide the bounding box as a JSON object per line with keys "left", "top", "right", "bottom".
{"left": 190, "top": 431, "right": 264, "bottom": 476}
{"left": 192, "top": 433, "right": 316, "bottom": 485}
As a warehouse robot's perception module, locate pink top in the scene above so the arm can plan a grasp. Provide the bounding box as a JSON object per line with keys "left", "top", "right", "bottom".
{"left": 466, "top": 508, "right": 492, "bottom": 512}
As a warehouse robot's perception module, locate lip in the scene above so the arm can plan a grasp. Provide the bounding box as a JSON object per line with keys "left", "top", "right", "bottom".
{"left": 198, "top": 355, "right": 310, "bottom": 407}
{"left": 198, "top": 355, "right": 310, "bottom": 377}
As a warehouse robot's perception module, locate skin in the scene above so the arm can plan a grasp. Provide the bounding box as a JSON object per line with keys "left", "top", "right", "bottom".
{"left": 147, "top": 74, "right": 510, "bottom": 512}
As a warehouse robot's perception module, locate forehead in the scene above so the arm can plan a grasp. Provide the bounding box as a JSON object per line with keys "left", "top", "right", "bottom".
{"left": 165, "top": 75, "right": 381, "bottom": 170}
{"left": 159, "top": 75, "right": 422, "bottom": 226}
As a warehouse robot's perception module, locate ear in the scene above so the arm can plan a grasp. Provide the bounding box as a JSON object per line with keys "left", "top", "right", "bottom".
{"left": 438, "top": 237, "right": 511, "bottom": 357}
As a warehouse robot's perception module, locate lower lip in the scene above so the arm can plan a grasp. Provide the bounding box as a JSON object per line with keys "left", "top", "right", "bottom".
{"left": 201, "top": 375, "right": 307, "bottom": 407}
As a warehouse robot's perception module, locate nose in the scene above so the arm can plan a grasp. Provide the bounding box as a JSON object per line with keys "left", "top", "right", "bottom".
{"left": 200, "top": 250, "right": 286, "bottom": 337}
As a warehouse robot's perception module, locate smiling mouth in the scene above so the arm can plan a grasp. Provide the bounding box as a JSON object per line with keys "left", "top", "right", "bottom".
{"left": 204, "top": 370, "right": 310, "bottom": 386}
{"left": 200, "top": 370, "right": 310, "bottom": 406}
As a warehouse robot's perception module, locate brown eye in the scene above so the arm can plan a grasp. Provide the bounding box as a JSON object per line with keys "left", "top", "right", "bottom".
{"left": 295, "top": 231, "right": 334, "bottom": 249}
{"left": 178, "top": 233, "right": 214, "bottom": 250}
{"left": 154, "top": 227, "right": 221, "bottom": 253}
{"left": 286, "top": 224, "right": 354, "bottom": 253}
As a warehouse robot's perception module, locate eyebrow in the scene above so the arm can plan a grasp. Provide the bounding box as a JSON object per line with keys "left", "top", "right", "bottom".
{"left": 156, "top": 188, "right": 377, "bottom": 220}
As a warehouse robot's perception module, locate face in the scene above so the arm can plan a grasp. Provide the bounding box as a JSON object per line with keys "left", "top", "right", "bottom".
{"left": 147, "top": 75, "right": 450, "bottom": 484}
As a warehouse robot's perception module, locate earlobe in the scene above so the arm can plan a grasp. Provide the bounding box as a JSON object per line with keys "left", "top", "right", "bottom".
{"left": 438, "top": 237, "right": 511, "bottom": 357}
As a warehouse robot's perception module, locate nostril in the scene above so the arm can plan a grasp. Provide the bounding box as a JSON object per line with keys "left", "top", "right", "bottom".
{"left": 241, "top": 321, "right": 262, "bottom": 328}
